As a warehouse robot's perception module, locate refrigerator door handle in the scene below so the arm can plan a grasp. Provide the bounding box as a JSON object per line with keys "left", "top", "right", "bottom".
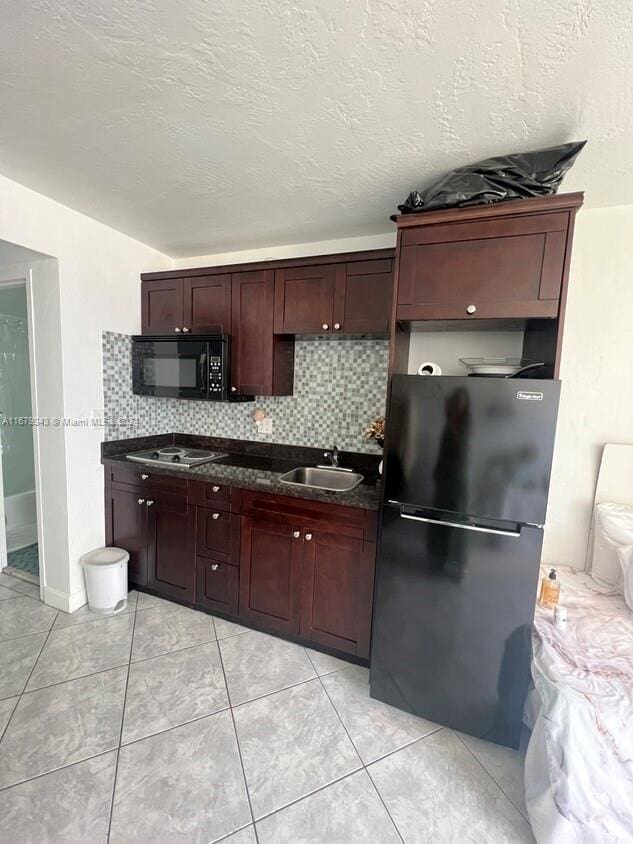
{"left": 400, "top": 512, "right": 521, "bottom": 538}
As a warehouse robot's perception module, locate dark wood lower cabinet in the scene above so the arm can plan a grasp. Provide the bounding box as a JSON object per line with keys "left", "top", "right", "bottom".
{"left": 146, "top": 491, "right": 194, "bottom": 602}
{"left": 300, "top": 531, "right": 375, "bottom": 658}
{"left": 195, "top": 557, "right": 238, "bottom": 614}
{"left": 106, "top": 486, "right": 149, "bottom": 587}
{"left": 239, "top": 517, "right": 303, "bottom": 635}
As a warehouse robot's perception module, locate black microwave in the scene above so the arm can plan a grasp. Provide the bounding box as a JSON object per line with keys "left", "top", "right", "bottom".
{"left": 132, "top": 335, "right": 229, "bottom": 401}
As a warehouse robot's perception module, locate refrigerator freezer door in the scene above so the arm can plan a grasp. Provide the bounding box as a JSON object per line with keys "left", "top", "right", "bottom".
{"left": 383, "top": 375, "right": 560, "bottom": 526}
{"left": 369, "top": 504, "right": 543, "bottom": 748}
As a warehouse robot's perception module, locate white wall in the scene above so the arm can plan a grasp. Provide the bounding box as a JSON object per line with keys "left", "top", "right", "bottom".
{"left": 407, "top": 330, "right": 525, "bottom": 376}
{"left": 0, "top": 175, "right": 171, "bottom": 610}
{"left": 543, "top": 204, "right": 633, "bottom": 569}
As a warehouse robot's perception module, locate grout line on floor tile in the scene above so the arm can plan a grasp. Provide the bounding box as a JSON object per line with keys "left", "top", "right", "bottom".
{"left": 454, "top": 731, "right": 529, "bottom": 821}
{"left": 119, "top": 705, "right": 232, "bottom": 749}
{"left": 0, "top": 748, "right": 117, "bottom": 794}
{"left": 212, "top": 822, "right": 256, "bottom": 843}
{"left": 129, "top": 635, "right": 220, "bottom": 666}
{"left": 229, "top": 674, "right": 322, "bottom": 711}
{"left": 0, "top": 609, "right": 59, "bottom": 745}
{"left": 216, "top": 631, "right": 260, "bottom": 844}
{"left": 106, "top": 600, "right": 138, "bottom": 842}
{"left": 24, "top": 658, "right": 133, "bottom": 695}
{"left": 363, "top": 765, "right": 406, "bottom": 842}
{"left": 363, "top": 726, "right": 445, "bottom": 768}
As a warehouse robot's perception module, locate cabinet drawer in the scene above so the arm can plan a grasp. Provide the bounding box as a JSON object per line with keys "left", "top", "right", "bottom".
{"left": 107, "top": 464, "right": 189, "bottom": 495}
{"left": 195, "top": 557, "right": 238, "bottom": 615}
{"left": 196, "top": 507, "right": 239, "bottom": 564}
{"left": 189, "top": 479, "right": 234, "bottom": 511}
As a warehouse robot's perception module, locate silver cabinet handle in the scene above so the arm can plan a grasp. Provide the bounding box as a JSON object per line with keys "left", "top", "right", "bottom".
{"left": 174, "top": 327, "right": 182, "bottom": 332}
{"left": 305, "top": 533, "right": 313, "bottom": 541}
{"left": 146, "top": 499, "right": 154, "bottom": 507}
{"left": 182, "top": 327, "right": 190, "bottom": 333}
{"left": 211, "top": 563, "right": 219, "bottom": 571}
{"left": 141, "top": 473, "right": 149, "bottom": 480}
{"left": 400, "top": 512, "right": 520, "bottom": 537}
{"left": 293, "top": 530, "right": 301, "bottom": 539}
{"left": 212, "top": 512, "right": 220, "bottom": 520}
{"left": 137, "top": 498, "right": 145, "bottom": 504}
{"left": 231, "top": 387, "right": 237, "bottom": 393}
{"left": 322, "top": 323, "right": 329, "bottom": 330}
{"left": 334, "top": 323, "right": 341, "bottom": 330}
{"left": 466, "top": 304, "right": 477, "bottom": 315}
{"left": 212, "top": 485, "right": 221, "bottom": 493}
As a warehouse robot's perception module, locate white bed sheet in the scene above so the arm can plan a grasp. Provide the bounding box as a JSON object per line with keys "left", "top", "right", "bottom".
{"left": 525, "top": 567, "right": 633, "bottom": 843}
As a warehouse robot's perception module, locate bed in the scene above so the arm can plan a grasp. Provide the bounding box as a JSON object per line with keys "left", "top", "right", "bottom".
{"left": 524, "top": 444, "right": 633, "bottom": 843}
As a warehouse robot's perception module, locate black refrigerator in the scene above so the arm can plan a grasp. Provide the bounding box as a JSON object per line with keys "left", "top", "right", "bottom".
{"left": 370, "top": 375, "right": 561, "bottom": 748}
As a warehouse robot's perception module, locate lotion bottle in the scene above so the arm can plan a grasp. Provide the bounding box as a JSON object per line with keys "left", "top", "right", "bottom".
{"left": 539, "top": 568, "right": 560, "bottom": 609}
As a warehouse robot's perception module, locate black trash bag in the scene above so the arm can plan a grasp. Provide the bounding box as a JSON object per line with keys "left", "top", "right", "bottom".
{"left": 394, "top": 140, "right": 586, "bottom": 217}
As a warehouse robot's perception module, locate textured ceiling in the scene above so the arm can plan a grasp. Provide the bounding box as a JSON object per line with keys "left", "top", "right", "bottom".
{"left": 1, "top": 0, "right": 631, "bottom": 257}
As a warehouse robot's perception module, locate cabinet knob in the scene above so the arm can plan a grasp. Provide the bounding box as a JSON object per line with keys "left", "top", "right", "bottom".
{"left": 182, "top": 326, "right": 190, "bottom": 333}
{"left": 211, "top": 563, "right": 220, "bottom": 571}
{"left": 231, "top": 387, "right": 237, "bottom": 393}
{"left": 305, "top": 532, "right": 313, "bottom": 541}
{"left": 174, "top": 327, "right": 182, "bottom": 333}
{"left": 466, "top": 304, "right": 477, "bottom": 315}
{"left": 212, "top": 512, "right": 220, "bottom": 520}
{"left": 212, "top": 485, "right": 221, "bottom": 493}
{"left": 146, "top": 499, "right": 154, "bottom": 507}
{"left": 334, "top": 323, "right": 341, "bottom": 330}
{"left": 141, "top": 473, "right": 149, "bottom": 480}
{"left": 137, "top": 498, "right": 145, "bottom": 504}
{"left": 322, "top": 323, "right": 329, "bottom": 331}
{"left": 292, "top": 530, "right": 301, "bottom": 539}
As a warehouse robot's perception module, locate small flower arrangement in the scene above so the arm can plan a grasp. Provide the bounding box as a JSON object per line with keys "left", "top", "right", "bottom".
{"left": 364, "top": 416, "right": 385, "bottom": 448}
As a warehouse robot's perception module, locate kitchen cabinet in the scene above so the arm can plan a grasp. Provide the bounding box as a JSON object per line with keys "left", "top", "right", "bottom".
{"left": 106, "top": 486, "right": 149, "bottom": 586}
{"left": 240, "top": 491, "right": 377, "bottom": 656}
{"left": 274, "top": 258, "right": 394, "bottom": 335}
{"left": 196, "top": 557, "right": 239, "bottom": 615}
{"left": 231, "top": 270, "right": 294, "bottom": 396}
{"left": 141, "top": 279, "right": 183, "bottom": 335}
{"left": 141, "top": 274, "right": 231, "bottom": 335}
{"left": 394, "top": 194, "right": 583, "bottom": 322}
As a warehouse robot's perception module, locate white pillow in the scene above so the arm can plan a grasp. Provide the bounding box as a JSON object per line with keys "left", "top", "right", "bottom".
{"left": 617, "top": 545, "right": 633, "bottom": 611}
{"left": 592, "top": 502, "right": 633, "bottom": 592}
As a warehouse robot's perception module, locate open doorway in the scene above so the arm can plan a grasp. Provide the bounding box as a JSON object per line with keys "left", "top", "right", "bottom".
{"left": 0, "top": 279, "right": 38, "bottom": 583}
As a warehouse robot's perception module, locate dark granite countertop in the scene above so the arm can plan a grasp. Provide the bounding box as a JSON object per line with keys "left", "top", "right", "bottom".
{"left": 102, "top": 434, "right": 382, "bottom": 511}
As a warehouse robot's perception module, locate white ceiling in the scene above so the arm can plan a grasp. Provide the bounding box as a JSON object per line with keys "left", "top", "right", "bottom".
{"left": 1, "top": 1, "right": 631, "bottom": 257}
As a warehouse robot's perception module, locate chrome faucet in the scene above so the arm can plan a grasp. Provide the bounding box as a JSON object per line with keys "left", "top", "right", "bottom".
{"left": 323, "top": 446, "right": 340, "bottom": 468}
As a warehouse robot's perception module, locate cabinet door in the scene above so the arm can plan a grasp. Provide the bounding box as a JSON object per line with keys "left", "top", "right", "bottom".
{"left": 300, "top": 531, "right": 375, "bottom": 658}
{"left": 274, "top": 265, "right": 337, "bottom": 334}
{"left": 106, "top": 487, "right": 148, "bottom": 587}
{"left": 396, "top": 212, "right": 570, "bottom": 320}
{"left": 196, "top": 506, "right": 239, "bottom": 564}
{"left": 239, "top": 517, "right": 303, "bottom": 635}
{"left": 141, "top": 279, "right": 184, "bottom": 335}
{"left": 182, "top": 274, "right": 232, "bottom": 334}
{"left": 195, "top": 557, "right": 239, "bottom": 615}
{"left": 146, "top": 491, "right": 194, "bottom": 602}
{"left": 231, "top": 269, "right": 291, "bottom": 396}
{"left": 333, "top": 259, "right": 393, "bottom": 334}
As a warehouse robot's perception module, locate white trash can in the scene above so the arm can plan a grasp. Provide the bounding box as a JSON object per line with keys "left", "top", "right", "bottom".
{"left": 80, "top": 546, "right": 129, "bottom": 615}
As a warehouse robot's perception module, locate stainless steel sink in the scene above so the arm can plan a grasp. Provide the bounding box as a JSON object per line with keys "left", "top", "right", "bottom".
{"left": 279, "top": 466, "right": 364, "bottom": 493}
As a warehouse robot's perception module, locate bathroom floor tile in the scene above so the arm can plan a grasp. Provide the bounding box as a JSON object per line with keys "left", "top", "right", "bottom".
{"left": 458, "top": 731, "right": 528, "bottom": 818}
{"left": 122, "top": 641, "right": 229, "bottom": 744}
{"left": 27, "top": 612, "right": 134, "bottom": 690}
{"left": 109, "top": 711, "right": 251, "bottom": 843}
{"left": 213, "top": 616, "right": 251, "bottom": 640}
{"left": 0, "top": 584, "right": 21, "bottom": 601}
{"left": 0, "top": 696, "right": 19, "bottom": 735}
{"left": 0, "top": 631, "right": 46, "bottom": 699}
{"left": 53, "top": 591, "right": 137, "bottom": 629}
{"left": 0, "top": 668, "right": 126, "bottom": 788}
{"left": 219, "top": 629, "right": 316, "bottom": 705}
{"left": 305, "top": 647, "right": 353, "bottom": 676}
{"left": 234, "top": 678, "right": 361, "bottom": 818}
{"left": 322, "top": 665, "right": 438, "bottom": 763}
{"left": 0, "top": 595, "right": 57, "bottom": 641}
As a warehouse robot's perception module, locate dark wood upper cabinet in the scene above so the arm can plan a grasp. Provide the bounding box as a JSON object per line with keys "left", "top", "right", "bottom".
{"left": 300, "top": 530, "right": 375, "bottom": 658}
{"left": 274, "top": 264, "right": 337, "bottom": 334}
{"left": 239, "top": 516, "right": 303, "bottom": 636}
{"left": 231, "top": 270, "right": 294, "bottom": 396}
{"left": 141, "top": 279, "right": 183, "bottom": 335}
{"left": 146, "top": 490, "right": 194, "bottom": 603}
{"left": 183, "top": 275, "right": 232, "bottom": 334}
{"left": 333, "top": 259, "right": 394, "bottom": 335}
{"left": 394, "top": 193, "right": 583, "bottom": 322}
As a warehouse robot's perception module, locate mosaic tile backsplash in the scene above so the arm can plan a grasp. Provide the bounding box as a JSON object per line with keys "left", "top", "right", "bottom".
{"left": 102, "top": 332, "right": 389, "bottom": 453}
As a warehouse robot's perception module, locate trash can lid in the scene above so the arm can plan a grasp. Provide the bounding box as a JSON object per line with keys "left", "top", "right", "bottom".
{"left": 80, "top": 546, "right": 130, "bottom": 568}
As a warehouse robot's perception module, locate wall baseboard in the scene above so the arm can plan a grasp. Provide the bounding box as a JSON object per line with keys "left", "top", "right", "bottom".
{"left": 43, "top": 583, "right": 87, "bottom": 614}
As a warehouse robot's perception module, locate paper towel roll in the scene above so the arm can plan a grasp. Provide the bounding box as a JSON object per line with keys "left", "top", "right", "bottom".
{"left": 417, "top": 361, "right": 442, "bottom": 376}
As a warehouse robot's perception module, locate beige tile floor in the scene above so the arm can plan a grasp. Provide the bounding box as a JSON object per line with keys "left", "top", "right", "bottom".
{"left": 0, "top": 572, "right": 533, "bottom": 842}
